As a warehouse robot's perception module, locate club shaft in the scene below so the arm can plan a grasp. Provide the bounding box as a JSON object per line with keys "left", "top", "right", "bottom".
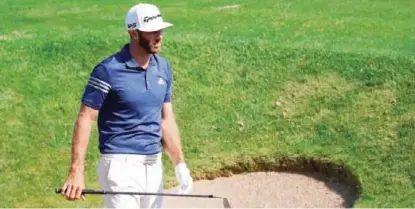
{"left": 55, "top": 188, "right": 214, "bottom": 198}
{"left": 56, "top": 188, "right": 232, "bottom": 208}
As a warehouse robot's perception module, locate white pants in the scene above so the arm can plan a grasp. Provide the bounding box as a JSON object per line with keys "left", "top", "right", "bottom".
{"left": 97, "top": 153, "right": 164, "bottom": 209}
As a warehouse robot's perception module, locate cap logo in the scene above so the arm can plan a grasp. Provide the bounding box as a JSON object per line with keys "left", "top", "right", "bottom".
{"left": 127, "top": 22, "right": 137, "bottom": 29}
{"left": 143, "top": 14, "right": 161, "bottom": 23}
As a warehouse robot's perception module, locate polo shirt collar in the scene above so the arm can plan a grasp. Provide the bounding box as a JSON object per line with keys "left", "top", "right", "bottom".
{"left": 121, "top": 44, "right": 156, "bottom": 69}
{"left": 126, "top": 58, "right": 139, "bottom": 68}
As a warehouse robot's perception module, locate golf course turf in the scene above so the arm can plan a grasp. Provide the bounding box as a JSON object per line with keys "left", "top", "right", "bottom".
{"left": 0, "top": 0, "right": 414, "bottom": 207}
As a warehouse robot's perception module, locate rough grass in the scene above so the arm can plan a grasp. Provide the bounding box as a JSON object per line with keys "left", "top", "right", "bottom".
{"left": 0, "top": 0, "right": 414, "bottom": 208}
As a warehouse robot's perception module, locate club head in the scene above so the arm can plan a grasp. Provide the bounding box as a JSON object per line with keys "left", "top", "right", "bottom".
{"left": 223, "top": 198, "right": 232, "bottom": 208}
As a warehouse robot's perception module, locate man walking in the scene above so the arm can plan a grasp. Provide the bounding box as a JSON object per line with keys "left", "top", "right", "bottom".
{"left": 60, "top": 3, "right": 193, "bottom": 208}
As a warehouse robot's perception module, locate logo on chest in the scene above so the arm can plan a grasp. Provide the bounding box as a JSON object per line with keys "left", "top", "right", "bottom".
{"left": 157, "top": 77, "right": 165, "bottom": 85}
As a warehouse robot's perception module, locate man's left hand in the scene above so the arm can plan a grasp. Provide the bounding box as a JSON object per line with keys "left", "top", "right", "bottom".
{"left": 175, "top": 162, "right": 193, "bottom": 194}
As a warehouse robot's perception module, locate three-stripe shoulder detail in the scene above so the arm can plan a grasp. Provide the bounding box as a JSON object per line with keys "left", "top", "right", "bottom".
{"left": 87, "top": 76, "right": 111, "bottom": 93}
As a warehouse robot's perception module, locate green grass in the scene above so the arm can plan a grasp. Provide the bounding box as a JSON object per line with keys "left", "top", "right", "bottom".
{"left": 0, "top": 0, "right": 414, "bottom": 207}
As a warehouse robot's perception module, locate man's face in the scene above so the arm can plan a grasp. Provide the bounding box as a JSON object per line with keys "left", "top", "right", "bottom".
{"left": 133, "top": 30, "right": 163, "bottom": 54}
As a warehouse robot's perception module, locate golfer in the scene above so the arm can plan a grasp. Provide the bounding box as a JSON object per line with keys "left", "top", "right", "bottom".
{"left": 60, "top": 3, "right": 193, "bottom": 208}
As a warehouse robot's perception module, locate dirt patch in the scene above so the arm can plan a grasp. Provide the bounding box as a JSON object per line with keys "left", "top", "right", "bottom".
{"left": 0, "top": 89, "right": 22, "bottom": 108}
{"left": 354, "top": 88, "right": 396, "bottom": 118}
{"left": 0, "top": 31, "right": 32, "bottom": 41}
{"left": 0, "top": 34, "right": 9, "bottom": 41}
{"left": 214, "top": 5, "right": 241, "bottom": 10}
{"left": 163, "top": 156, "right": 361, "bottom": 208}
{"left": 276, "top": 72, "right": 358, "bottom": 118}
{"left": 25, "top": 5, "right": 98, "bottom": 17}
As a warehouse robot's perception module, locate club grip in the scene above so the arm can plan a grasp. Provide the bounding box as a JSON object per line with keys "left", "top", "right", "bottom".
{"left": 55, "top": 188, "right": 98, "bottom": 194}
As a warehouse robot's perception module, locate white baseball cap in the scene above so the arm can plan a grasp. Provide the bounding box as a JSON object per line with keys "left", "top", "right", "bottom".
{"left": 125, "top": 3, "right": 173, "bottom": 32}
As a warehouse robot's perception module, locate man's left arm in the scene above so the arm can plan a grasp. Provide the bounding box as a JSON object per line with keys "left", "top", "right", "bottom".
{"left": 160, "top": 62, "right": 193, "bottom": 194}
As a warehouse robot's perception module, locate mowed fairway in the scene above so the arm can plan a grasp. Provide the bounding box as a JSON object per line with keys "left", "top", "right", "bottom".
{"left": 0, "top": 0, "right": 414, "bottom": 207}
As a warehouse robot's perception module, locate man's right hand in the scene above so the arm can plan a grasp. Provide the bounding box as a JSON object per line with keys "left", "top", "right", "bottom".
{"left": 60, "top": 170, "right": 85, "bottom": 201}
{"left": 60, "top": 104, "right": 97, "bottom": 201}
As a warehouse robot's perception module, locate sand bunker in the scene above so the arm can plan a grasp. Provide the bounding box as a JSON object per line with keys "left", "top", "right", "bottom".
{"left": 163, "top": 172, "right": 358, "bottom": 208}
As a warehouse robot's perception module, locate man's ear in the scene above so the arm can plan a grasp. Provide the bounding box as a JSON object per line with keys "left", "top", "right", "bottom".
{"left": 128, "top": 30, "right": 139, "bottom": 40}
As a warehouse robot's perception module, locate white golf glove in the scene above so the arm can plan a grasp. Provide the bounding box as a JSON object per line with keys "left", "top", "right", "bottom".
{"left": 175, "top": 162, "right": 193, "bottom": 194}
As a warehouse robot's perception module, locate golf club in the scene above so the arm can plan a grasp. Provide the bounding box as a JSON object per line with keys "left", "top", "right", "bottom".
{"left": 55, "top": 188, "right": 232, "bottom": 208}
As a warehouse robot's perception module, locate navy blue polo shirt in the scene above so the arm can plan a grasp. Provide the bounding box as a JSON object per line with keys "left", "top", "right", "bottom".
{"left": 81, "top": 43, "right": 172, "bottom": 155}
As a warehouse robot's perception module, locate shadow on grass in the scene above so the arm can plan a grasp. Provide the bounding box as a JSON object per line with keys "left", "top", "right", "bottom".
{"left": 191, "top": 155, "right": 361, "bottom": 208}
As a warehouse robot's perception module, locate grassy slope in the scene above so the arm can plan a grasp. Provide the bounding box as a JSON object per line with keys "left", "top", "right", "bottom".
{"left": 0, "top": 0, "right": 414, "bottom": 207}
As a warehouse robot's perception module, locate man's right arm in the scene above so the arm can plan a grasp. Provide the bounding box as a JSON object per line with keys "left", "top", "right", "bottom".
{"left": 61, "top": 104, "right": 98, "bottom": 201}
{"left": 60, "top": 63, "right": 111, "bottom": 201}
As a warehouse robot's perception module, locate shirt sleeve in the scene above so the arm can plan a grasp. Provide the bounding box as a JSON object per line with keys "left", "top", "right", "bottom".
{"left": 81, "top": 64, "right": 111, "bottom": 110}
{"left": 164, "top": 62, "right": 173, "bottom": 103}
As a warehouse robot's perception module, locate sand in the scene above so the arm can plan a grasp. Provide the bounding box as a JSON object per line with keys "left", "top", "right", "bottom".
{"left": 162, "top": 172, "right": 358, "bottom": 208}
